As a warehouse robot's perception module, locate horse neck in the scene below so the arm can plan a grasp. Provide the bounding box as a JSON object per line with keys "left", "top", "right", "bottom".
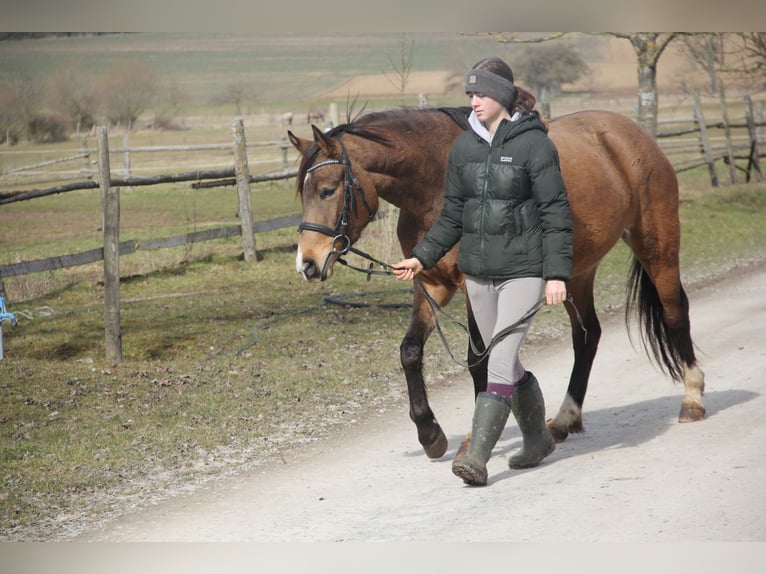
{"left": 350, "top": 117, "right": 459, "bottom": 217}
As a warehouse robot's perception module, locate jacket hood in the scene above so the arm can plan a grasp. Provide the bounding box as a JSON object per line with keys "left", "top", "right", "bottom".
{"left": 468, "top": 110, "right": 547, "bottom": 145}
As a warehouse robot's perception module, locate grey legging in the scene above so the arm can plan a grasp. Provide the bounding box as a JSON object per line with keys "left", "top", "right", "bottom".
{"left": 465, "top": 275, "right": 545, "bottom": 387}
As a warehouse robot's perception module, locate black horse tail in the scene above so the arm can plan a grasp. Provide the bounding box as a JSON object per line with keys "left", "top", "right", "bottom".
{"left": 625, "top": 257, "right": 690, "bottom": 382}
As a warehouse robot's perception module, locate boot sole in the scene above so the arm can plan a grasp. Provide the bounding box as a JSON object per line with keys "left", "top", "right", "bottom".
{"left": 508, "top": 439, "right": 555, "bottom": 469}
{"left": 452, "top": 460, "right": 487, "bottom": 486}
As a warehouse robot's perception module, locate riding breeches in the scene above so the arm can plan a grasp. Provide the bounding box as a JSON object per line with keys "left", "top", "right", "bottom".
{"left": 464, "top": 275, "right": 545, "bottom": 388}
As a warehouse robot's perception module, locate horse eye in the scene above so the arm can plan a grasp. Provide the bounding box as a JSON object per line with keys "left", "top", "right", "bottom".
{"left": 319, "top": 187, "right": 336, "bottom": 200}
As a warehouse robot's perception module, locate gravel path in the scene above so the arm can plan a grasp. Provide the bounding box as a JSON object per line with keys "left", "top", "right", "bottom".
{"left": 77, "top": 263, "right": 766, "bottom": 545}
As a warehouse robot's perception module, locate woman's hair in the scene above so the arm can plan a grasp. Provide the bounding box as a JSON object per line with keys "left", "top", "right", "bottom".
{"left": 471, "top": 56, "right": 539, "bottom": 119}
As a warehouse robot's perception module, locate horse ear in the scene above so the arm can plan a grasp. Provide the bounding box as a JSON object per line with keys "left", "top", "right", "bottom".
{"left": 311, "top": 124, "right": 340, "bottom": 157}
{"left": 287, "top": 130, "right": 311, "bottom": 154}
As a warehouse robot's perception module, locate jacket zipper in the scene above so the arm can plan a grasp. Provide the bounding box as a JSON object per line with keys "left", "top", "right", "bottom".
{"left": 479, "top": 139, "right": 492, "bottom": 275}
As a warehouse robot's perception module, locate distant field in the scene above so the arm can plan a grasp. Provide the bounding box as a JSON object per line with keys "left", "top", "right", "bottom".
{"left": 0, "top": 32, "right": 737, "bottom": 127}
{"left": 0, "top": 32, "right": 513, "bottom": 108}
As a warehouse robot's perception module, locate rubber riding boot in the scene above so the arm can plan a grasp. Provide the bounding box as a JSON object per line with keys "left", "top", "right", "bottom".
{"left": 509, "top": 372, "right": 555, "bottom": 469}
{"left": 452, "top": 392, "right": 511, "bottom": 486}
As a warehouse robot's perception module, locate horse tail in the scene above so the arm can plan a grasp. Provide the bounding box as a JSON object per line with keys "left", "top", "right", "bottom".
{"left": 625, "top": 257, "right": 687, "bottom": 382}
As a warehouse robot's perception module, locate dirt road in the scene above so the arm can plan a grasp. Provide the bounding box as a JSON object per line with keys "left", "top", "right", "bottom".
{"left": 80, "top": 264, "right": 766, "bottom": 543}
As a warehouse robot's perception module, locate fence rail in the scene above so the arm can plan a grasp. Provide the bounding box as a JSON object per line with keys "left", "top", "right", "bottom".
{"left": 656, "top": 94, "right": 764, "bottom": 184}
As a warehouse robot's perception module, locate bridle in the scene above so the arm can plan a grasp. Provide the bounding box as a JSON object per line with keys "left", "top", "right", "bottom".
{"left": 297, "top": 135, "right": 375, "bottom": 278}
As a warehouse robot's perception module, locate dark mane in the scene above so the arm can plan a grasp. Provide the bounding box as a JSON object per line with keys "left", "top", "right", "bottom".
{"left": 296, "top": 106, "right": 470, "bottom": 194}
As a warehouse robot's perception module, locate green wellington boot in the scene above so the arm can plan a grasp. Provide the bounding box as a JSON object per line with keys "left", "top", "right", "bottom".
{"left": 452, "top": 392, "right": 511, "bottom": 486}
{"left": 509, "top": 373, "right": 555, "bottom": 469}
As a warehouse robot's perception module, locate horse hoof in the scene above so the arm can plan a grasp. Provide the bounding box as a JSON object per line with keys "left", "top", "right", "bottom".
{"left": 423, "top": 430, "right": 448, "bottom": 459}
{"left": 678, "top": 404, "right": 705, "bottom": 423}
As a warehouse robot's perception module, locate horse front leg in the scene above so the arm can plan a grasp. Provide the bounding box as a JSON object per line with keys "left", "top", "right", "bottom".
{"left": 548, "top": 274, "right": 601, "bottom": 443}
{"left": 399, "top": 284, "right": 456, "bottom": 458}
{"left": 400, "top": 292, "right": 449, "bottom": 459}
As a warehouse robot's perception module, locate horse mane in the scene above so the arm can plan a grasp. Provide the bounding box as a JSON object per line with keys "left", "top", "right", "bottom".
{"left": 295, "top": 106, "right": 471, "bottom": 195}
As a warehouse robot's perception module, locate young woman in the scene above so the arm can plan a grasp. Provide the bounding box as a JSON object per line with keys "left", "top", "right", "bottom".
{"left": 392, "top": 57, "right": 573, "bottom": 486}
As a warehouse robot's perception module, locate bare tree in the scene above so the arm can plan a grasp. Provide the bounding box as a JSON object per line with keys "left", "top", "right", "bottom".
{"left": 0, "top": 73, "right": 43, "bottom": 143}
{"left": 727, "top": 33, "right": 766, "bottom": 92}
{"left": 513, "top": 42, "right": 587, "bottom": 104}
{"left": 216, "top": 81, "right": 255, "bottom": 116}
{"left": 7, "top": 73, "right": 43, "bottom": 128}
{"left": 384, "top": 33, "right": 415, "bottom": 105}
{"left": 97, "top": 61, "right": 158, "bottom": 130}
{"left": 153, "top": 79, "right": 189, "bottom": 130}
{"left": 677, "top": 33, "right": 725, "bottom": 95}
{"left": 47, "top": 65, "right": 98, "bottom": 134}
{"left": 0, "top": 86, "right": 24, "bottom": 144}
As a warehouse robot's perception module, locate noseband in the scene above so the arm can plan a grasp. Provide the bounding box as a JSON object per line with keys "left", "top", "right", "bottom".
{"left": 298, "top": 136, "right": 375, "bottom": 270}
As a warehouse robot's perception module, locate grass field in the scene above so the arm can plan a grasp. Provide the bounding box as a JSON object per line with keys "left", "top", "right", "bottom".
{"left": 1, "top": 33, "right": 766, "bottom": 541}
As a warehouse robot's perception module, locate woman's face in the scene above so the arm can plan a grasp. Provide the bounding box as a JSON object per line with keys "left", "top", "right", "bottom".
{"left": 468, "top": 92, "right": 505, "bottom": 126}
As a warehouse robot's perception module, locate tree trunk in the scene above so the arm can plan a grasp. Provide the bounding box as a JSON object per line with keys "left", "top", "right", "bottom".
{"left": 615, "top": 33, "right": 680, "bottom": 138}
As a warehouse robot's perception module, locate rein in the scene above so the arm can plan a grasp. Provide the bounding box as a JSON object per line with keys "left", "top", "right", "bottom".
{"left": 333, "top": 245, "right": 588, "bottom": 369}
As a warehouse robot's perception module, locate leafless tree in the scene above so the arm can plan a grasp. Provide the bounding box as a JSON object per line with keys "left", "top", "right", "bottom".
{"left": 676, "top": 33, "right": 725, "bottom": 95}
{"left": 384, "top": 33, "right": 415, "bottom": 105}
{"left": 217, "top": 81, "right": 255, "bottom": 116}
{"left": 727, "top": 33, "right": 766, "bottom": 92}
{"left": 513, "top": 42, "right": 587, "bottom": 104}
{"left": 96, "top": 61, "right": 158, "bottom": 130}
{"left": 47, "top": 65, "right": 98, "bottom": 134}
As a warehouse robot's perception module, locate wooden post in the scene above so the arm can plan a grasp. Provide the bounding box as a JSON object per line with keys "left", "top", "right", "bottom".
{"left": 693, "top": 93, "right": 719, "bottom": 187}
{"left": 717, "top": 83, "right": 737, "bottom": 185}
{"left": 231, "top": 119, "right": 257, "bottom": 262}
{"left": 281, "top": 138, "right": 290, "bottom": 189}
{"left": 744, "top": 96, "right": 763, "bottom": 182}
{"left": 97, "top": 127, "right": 122, "bottom": 362}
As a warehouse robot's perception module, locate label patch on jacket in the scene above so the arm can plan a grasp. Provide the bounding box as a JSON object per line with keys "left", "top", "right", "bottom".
{"left": 500, "top": 156, "right": 513, "bottom": 163}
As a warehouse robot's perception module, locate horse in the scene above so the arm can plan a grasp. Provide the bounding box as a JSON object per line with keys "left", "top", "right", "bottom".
{"left": 287, "top": 106, "right": 706, "bottom": 459}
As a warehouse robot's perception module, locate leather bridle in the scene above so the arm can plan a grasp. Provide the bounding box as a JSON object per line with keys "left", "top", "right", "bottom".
{"left": 297, "top": 136, "right": 375, "bottom": 266}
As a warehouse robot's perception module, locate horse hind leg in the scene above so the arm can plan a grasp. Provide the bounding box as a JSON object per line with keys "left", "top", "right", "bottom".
{"left": 627, "top": 257, "right": 706, "bottom": 422}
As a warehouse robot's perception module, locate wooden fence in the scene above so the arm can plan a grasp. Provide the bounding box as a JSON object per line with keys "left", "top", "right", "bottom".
{"left": 0, "top": 119, "right": 299, "bottom": 360}
{"left": 1, "top": 99, "right": 764, "bottom": 359}
{"left": 656, "top": 94, "right": 764, "bottom": 185}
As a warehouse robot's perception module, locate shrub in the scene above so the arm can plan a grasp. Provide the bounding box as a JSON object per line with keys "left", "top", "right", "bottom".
{"left": 27, "top": 113, "right": 70, "bottom": 143}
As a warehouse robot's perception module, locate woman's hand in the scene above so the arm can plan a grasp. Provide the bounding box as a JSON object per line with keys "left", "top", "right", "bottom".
{"left": 545, "top": 279, "right": 567, "bottom": 305}
{"left": 392, "top": 257, "right": 424, "bottom": 281}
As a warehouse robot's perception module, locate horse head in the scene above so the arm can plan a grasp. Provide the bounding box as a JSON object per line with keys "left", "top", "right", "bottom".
{"left": 288, "top": 124, "right": 379, "bottom": 282}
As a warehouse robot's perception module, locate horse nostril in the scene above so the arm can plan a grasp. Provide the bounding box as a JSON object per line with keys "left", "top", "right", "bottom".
{"left": 300, "top": 259, "right": 319, "bottom": 280}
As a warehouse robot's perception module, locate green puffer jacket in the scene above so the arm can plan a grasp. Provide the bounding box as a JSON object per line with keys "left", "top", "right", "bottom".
{"left": 411, "top": 112, "right": 573, "bottom": 281}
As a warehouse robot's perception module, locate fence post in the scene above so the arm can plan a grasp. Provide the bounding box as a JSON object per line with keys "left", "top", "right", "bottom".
{"left": 693, "top": 92, "right": 719, "bottom": 187}
{"left": 231, "top": 119, "right": 257, "bottom": 262}
{"left": 717, "top": 84, "right": 737, "bottom": 184}
{"left": 281, "top": 138, "right": 290, "bottom": 189}
{"left": 97, "top": 126, "right": 123, "bottom": 362}
{"left": 744, "top": 96, "right": 763, "bottom": 182}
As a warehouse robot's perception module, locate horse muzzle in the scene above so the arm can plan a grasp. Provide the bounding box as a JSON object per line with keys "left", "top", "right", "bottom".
{"left": 296, "top": 245, "right": 337, "bottom": 282}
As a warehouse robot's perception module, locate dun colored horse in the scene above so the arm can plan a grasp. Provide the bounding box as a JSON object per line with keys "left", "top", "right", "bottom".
{"left": 288, "top": 106, "right": 705, "bottom": 459}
